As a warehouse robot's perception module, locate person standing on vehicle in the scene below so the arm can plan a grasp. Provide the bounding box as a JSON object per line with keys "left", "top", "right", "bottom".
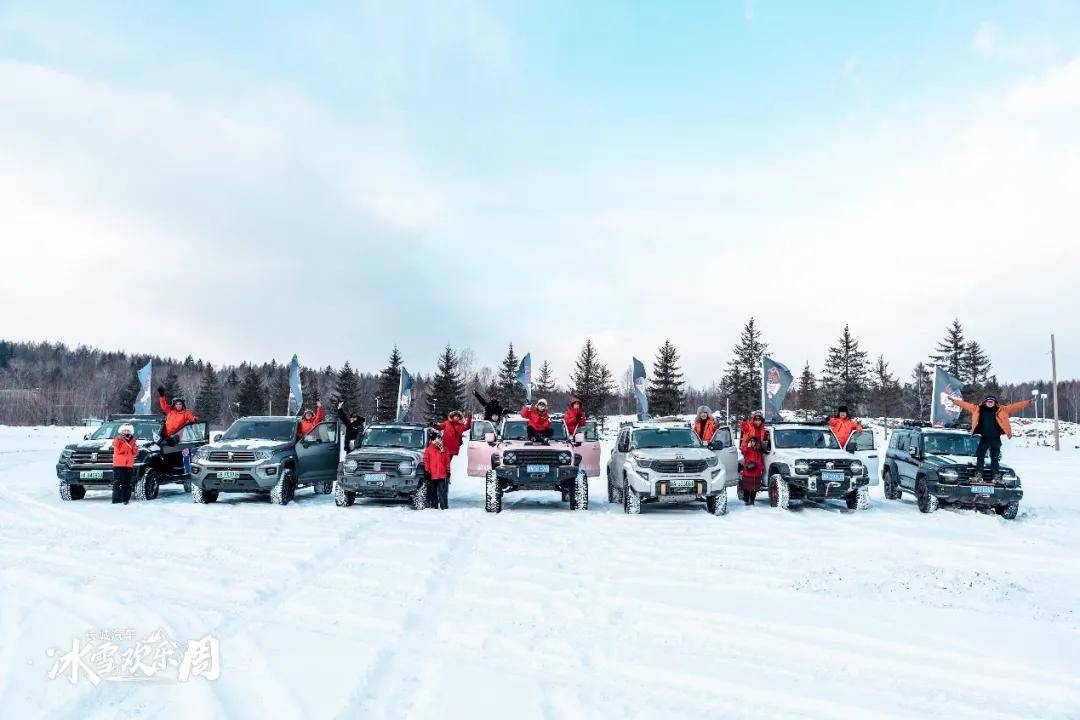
{"left": 157, "top": 387, "right": 198, "bottom": 445}
{"left": 521, "top": 399, "right": 553, "bottom": 442}
{"left": 693, "top": 406, "right": 718, "bottom": 443}
{"left": 434, "top": 410, "right": 472, "bottom": 456}
{"left": 423, "top": 433, "right": 451, "bottom": 510}
{"left": 336, "top": 402, "right": 365, "bottom": 450}
{"left": 564, "top": 396, "right": 587, "bottom": 437}
{"left": 739, "top": 436, "right": 765, "bottom": 506}
{"left": 297, "top": 401, "right": 325, "bottom": 438}
{"left": 947, "top": 394, "right": 1031, "bottom": 478}
{"left": 828, "top": 406, "right": 863, "bottom": 448}
{"left": 111, "top": 423, "right": 138, "bottom": 505}
{"left": 472, "top": 390, "right": 504, "bottom": 424}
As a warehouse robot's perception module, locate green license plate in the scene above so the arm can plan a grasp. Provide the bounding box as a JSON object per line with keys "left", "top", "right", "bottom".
{"left": 669, "top": 479, "right": 694, "bottom": 489}
{"left": 217, "top": 470, "right": 241, "bottom": 481}
{"left": 79, "top": 470, "right": 104, "bottom": 480}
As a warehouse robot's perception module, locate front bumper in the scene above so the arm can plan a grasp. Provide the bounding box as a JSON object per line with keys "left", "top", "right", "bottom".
{"left": 495, "top": 464, "right": 580, "bottom": 491}
{"left": 930, "top": 482, "right": 1023, "bottom": 506}
{"left": 338, "top": 468, "right": 423, "bottom": 498}
{"left": 784, "top": 472, "right": 867, "bottom": 498}
{"left": 627, "top": 467, "right": 723, "bottom": 498}
{"left": 56, "top": 464, "right": 145, "bottom": 486}
{"left": 190, "top": 461, "right": 281, "bottom": 492}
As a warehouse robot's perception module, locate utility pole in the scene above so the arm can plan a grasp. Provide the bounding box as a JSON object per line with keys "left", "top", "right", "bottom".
{"left": 1051, "top": 334, "right": 1060, "bottom": 451}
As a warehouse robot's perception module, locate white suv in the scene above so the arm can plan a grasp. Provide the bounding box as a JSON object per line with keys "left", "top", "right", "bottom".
{"left": 606, "top": 420, "right": 737, "bottom": 515}
{"left": 761, "top": 423, "right": 869, "bottom": 511}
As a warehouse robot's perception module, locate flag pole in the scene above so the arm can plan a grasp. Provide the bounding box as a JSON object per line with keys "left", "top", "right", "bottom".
{"left": 396, "top": 366, "right": 405, "bottom": 423}
{"left": 1051, "top": 334, "right": 1060, "bottom": 452}
{"left": 760, "top": 357, "right": 767, "bottom": 419}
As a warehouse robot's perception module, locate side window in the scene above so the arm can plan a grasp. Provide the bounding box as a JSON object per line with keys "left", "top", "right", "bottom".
{"left": 307, "top": 422, "right": 336, "bottom": 444}
{"left": 896, "top": 432, "right": 908, "bottom": 452}
{"left": 470, "top": 421, "right": 494, "bottom": 441}
{"left": 584, "top": 421, "right": 599, "bottom": 442}
{"left": 713, "top": 427, "right": 733, "bottom": 449}
{"left": 179, "top": 423, "right": 207, "bottom": 444}
{"left": 617, "top": 431, "right": 630, "bottom": 453}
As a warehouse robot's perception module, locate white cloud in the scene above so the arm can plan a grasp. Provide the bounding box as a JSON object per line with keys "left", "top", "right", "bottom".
{"left": 972, "top": 21, "right": 1059, "bottom": 64}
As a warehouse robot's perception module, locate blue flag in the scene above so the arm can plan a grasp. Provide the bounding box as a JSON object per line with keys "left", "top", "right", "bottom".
{"left": 287, "top": 355, "right": 303, "bottom": 416}
{"left": 134, "top": 360, "right": 153, "bottom": 414}
{"left": 632, "top": 357, "right": 649, "bottom": 419}
{"left": 931, "top": 367, "right": 965, "bottom": 427}
{"left": 516, "top": 353, "right": 532, "bottom": 403}
{"left": 396, "top": 367, "right": 414, "bottom": 422}
{"left": 762, "top": 356, "right": 794, "bottom": 422}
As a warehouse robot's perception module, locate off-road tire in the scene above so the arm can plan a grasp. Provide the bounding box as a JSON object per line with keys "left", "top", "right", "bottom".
{"left": 623, "top": 480, "right": 641, "bottom": 515}
{"left": 334, "top": 482, "right": 355, "bottom": 507}
{"left": 411, "top": 483, "right": 428, "bottom": 511}
{"left": 607, "top": 477, "right": 616, "bottom": 503}
{"left": 191, "top": 484, "right": 218, "bottom": 504}
{"left": 916, "top": 479, "right": 938, "bottom": 514}
{"left": 485, "top": 470, "right": 502, "bottom": 513}
{"left": 572, "top": 471, "right": 588, "bottom": 511}
{"left": 996, "top": 501, "right": 1019, "bottom": 520}
{"left": 706, "top": 491, "right": 728, "bottom": 516}
{"left": 882, "top": 468, "right": 901, "bottom": 500}
{"left": 313, "top": 477, "right": 334, "bottom": 495}
{"left": 271, "top": 467, "right": 296, "bottom": 506}
{"left": 768, "top": 474, "right": 790, "bottom": 510}
{"left": 133, "top": 469, "right": 160, "bottom": 502}
{"left": 59, "top": 482, "right": 82, "bottom": 501}
{"left": 856, "top": 485, "right": 870, "bottom": 510}
{"left": 182, "top": 477, "right": 192, "bottom": 494}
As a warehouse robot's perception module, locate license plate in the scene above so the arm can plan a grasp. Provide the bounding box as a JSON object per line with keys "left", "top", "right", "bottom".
{"left": 364, "top": 473, "right": 388, "bottom": 483}
{"left": 79, "top": 470, "right": 104, "bottom": 480}
{"left": 526, "top": 464, "right": 549, "bottom": 474}
{"left": 217, "top": 470, "right": 241, "bottom": 481}
{"left": 669, "top": 479, "right": 694, "bottom": 489}
{"left": 821, "top": 470, "right": 845, "bottom": 482}
{"left": 970, "top": 484, "right": 995, "bottom": 496}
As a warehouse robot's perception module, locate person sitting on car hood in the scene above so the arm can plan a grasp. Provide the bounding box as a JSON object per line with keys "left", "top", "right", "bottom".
{"left": 564, "top": 396, "right": 587, "bottom": 437}
{"left": 947, "top": 393, "right": 1031, "bottom": 478}
{"left": 434, "top": 410, "right": 472, "bottom": 456}
{"left": 827, "top": 406, "right": 863, "bottom": 448}
{"left": 521, "top": 399, "right": 553, "bottom": 442}
{"left": 693, "top": 406, "right": 718, "bottom": 443}
{"left": 157, "top": 387, "right": 198, "bottom": 441}
{"left": 297, "top": 401, "right": 325, "bottom": 438}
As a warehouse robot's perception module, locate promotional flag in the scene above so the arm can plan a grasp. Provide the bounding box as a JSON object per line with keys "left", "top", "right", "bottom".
{"left": 762, "top": 356, "right": 794, "bottom": 422}
{"left": 632, "top": 357, "right": 649, "bottom": 419}
{"left": 134, "top": 361, "right": 153, "bottom": 414}
{"left": 396, "top": 367, "right": 414, "bottom": 423}
{"left": 931, "top": 367, "right": 965, "bottom": 427}
{"left": 516, "top": 353, "right": 532, "bottom": 402}
{"left": 287, "top": 355, "right": 303, "bottom": 416}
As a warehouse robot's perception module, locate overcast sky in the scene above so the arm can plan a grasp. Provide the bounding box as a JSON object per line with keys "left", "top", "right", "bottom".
{"left": 2, "top": 1, "right": 1078, "bottom": 386}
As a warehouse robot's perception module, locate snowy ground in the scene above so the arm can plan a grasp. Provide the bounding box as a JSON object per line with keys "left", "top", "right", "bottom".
{"left": 1, "top": 423, "right": 1079, "bottom": 720}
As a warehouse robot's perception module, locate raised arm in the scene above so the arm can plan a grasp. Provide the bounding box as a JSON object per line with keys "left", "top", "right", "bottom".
{"left": 948, "top": 396, "right": 978, "bottom": 413}
{"left": 158, "top": 393, "right": 170, "bottom": 414}
{"left": 1002, "top": 399, "right": 1032, "bottom": 415}
{"left": 473, "top": 390, "right": 488, "bottom": 407}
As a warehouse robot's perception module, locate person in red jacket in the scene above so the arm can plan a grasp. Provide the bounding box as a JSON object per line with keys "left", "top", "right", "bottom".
{"left": 693, "top": 406, "right": 718, "bottom": 443}
{"left": 521, "top": 399, "right": 552, "bottom": 442}
{"left": 434, "top": 410, "right": 472, "bottom": 456}
{"left": 112, "top": 423, "right": 139, "bottom": 505}
{"left": 827, "top": 406, "right": 863, "bottom": 448}
{"left": 740, "top": 412, "right": 767, "bottom": 450}
{"left": 297, "top": 401, "right": 325, "bottom": 438}
{"left": 157, "top": 387, "right": 198, "bottom": 444}
{"left": 422, "top": 433, "right": 451, "bottom": 509}
{"left": 564, "top": 396, "right": 587, "bottom": 437}
{"left": 739, "top": 436, "right": 765, "bottom": 506}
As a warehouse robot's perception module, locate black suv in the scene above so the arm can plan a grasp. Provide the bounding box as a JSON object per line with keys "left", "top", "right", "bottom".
{"left": 883, "top": 425, "right": 1022, "bottom": 519}
{"left": 56, "top": 414, "right": 209, "bottom": 501}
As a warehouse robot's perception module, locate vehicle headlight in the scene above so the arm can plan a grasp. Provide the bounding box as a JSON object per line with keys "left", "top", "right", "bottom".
{"left": 254, "top": 449, "right": 273, "bottom": 462}
{"left": 504, "top": 452, "right": 517, "bottom": 465}
{"left": 634, "top": 456, "right": 653, "bottom": 468}
{"left": 1001, "top": 470, "right": 1019, "bottom": 486}
{"left": 344, "top": 459, "right": 358, "bottom": 473}
{"left": 559, "top": 452, "right": 572, "bottom": 465}
{"left": 398, "top": 461, "right": 415, "bottom": 475}
{"left": 939, "top": 469, "right": 959, "bottom": 481}
{"left": 705, "top": 455, "right": 719, "bottom": 467}
{"left": 793, "top": 460, "right": 811, "bottom": 475}
{"left": 61, "top": 449, "right": 73, "bottom": 459}
{"left": 195, "top": 446, "right": 211, "bottom": 460}
{"left": 850, "top": 461, "right": 864, "bottom": 476}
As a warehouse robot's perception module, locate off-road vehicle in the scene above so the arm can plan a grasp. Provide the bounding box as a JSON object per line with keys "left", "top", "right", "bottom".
{"left": 189, "top": 415, "right": 339, "bottom": 505}
{"left": 607, "top": 419, "right": 736, "bottom": 515}
{"left": 883, "top": 424, "right": 1022, "bottom": 519}
{"left": 466, "top": 415, "right": 589, "bottom": 513}
{"left": 335, "top": 423, "right": 429, "bottom": 509}
{"left": 55, "top": 415, "right": 208, "bottom": 501}
{"left": 761, "top": 422, "right": 870, "bottom": 510}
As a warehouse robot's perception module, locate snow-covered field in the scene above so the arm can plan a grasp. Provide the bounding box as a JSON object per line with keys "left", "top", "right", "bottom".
{"left": 2, "top": 423, "right": 1079, "bottom": 719}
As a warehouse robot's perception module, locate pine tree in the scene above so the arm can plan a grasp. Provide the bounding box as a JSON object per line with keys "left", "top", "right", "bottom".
{"left": 647, "top": 340, "right": 685, "bottom": 416}
{"left": 820, "top": 325, "right": 870, "bottom": 412}
{"left": 235, "top": 367, "right": 267, "bottom": 417}
{"left": 497, "top": 343, "right": 527, "bottom": 409}
{"left": 534, "top": 361, "right": 557, "bottom": 395}
{"left": 162, "top": 368, "right": 181, "bottom": 401}
{"left": 929, "top": 319, "right": 966, "bottom": 378}
{"left": 569, "top": 339, "right": 615, "bottom": 415}
{"left": 112, "top": 368, "right": 142, "bottom": 415}
{"left": 426, "top": 345, "right": 464, "bottom": 423}
{"left": 332, "top": 362, "right": 362, "bottom": 415}
{"left": 962, "top": 341, "right": 992, "bottom": 391}
{"left": 722, "top": 318, "right": 768, "bottom": 418}
{"left": 903, "top": 362, "right": 933, "bottom": 420}
{"left": 195, "top": 365, "right": 223, "bottom": 426}
{"left": 301, "top": 368, "right": 321, "bottom": 412}
{"left": 374, "top": 347, "right": 403, "bottom": 422}
{"left": 269, "top": 366, "right": 290, "bottom": 415}
{"left": 795, "top": 362, "right": 818, "bottom": 417}
{"left": 869, "top": 355, "right": 903, "bottom": 419}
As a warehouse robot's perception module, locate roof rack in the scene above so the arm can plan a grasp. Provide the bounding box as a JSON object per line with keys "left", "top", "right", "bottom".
{"left": 766, "top": 419, "right": 828, "bottom": 427}
{"left": 901, "top": 420, "right": 933, "bottom": 427}
{"left": 107, "top": 414, "right": 161, "bottom": 421}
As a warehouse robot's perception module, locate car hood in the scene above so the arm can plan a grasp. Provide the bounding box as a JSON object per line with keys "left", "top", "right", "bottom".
{"left": 205, "top": 439, "right": 293, "bottom": 452}
{"left": 347, "top": 447, "right": 423, "bottom": 462}
{"left": 926, "top": 454, "right": 1014, "bottom": 472}
{"left": 497, "top": 440, "right": 573, "bottom": 450}
{"left": 631, "top": 447, "right": 713, "bottom": 461}
{"left": 65, "top": 438, "right": 158, "bottom": 452}
{"left": 772, "top": 448, "right": 854, "bottom": 460}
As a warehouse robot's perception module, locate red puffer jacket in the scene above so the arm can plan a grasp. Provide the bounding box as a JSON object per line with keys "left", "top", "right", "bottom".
{"left": 740, "top": 446, "right": 765, "bottom": 492}
{"left": 564, "top": 398, "right": 587, "bottom": 436}
{"left": 159, "top": 396, "right": 198, "bottom": 438}
{"left": 740, "top": 420, "right": 767, "bottom": 452}
{"left": 423, "top": 444, "right": 451, "bottom": 479}
{"left": 112, "top": 436, "right": 139, "bottom": 468}
{"left": 435, "top": 417, "right": 472, "bottom": 455}
{"left": 520, "top": 405, "right": 552, "bottom": 432}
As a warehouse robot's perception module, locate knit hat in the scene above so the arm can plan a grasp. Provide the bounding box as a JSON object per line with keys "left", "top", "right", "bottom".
{"left": 837, "top": 405, "right": 849, "bottom": 415}
{"left": 119, "top": 423, "right": 135, "bottom": 436}
{"left": 536, "top": 398, "right": 548, "bottom": 408}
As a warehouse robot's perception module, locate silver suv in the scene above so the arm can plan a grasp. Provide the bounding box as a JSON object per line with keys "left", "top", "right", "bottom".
{"left": 335, "top": 423, "right": 429, "bottom": 509}
{"left": 761, "top": 422, "right": 869, "bottom": 510}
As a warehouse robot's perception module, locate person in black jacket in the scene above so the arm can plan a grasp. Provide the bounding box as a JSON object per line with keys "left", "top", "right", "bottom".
{"left": 336, "top": 402, "right": 366, "bottom": 450}
{"left": 472, "top": 390, "right": 504, "bottom": 423}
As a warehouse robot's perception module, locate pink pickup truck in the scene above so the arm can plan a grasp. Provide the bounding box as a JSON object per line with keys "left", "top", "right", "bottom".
{"left": 466, "top": 414, "right": 602, "bottom": 513}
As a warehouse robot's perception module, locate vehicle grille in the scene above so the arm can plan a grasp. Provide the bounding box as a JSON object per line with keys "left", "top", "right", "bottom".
{"left": 653, "top": 459, "right": 708, "bottom": 474}
{"left": 506, "top": 450, "right": 563, "bottom": 466}
{"left": 70, "top": 451, "right": 113, "bottom": 465}
{"left": 804, "top": 459, "right": 858, "bottom": 474}
{"left": 208, "top": 451, "right": 256, "bottom": 462}
{"left": 350, "top": 455, "right": 408, "bottom": 475}
{"left": 952, "top": 466, "right": 996, "bottom": 483}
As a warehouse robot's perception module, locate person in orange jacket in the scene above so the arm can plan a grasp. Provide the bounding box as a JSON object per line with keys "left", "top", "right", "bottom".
{"left": 297, "top": 401, "right": 325, "bottom": 438}
{"left": 434, "top": 410, "right": 472, "bottom": 456}
{"left": 827, "top": 406, "right": 863, "bottom": 448}
{"left": 111, "top": 423, "right": 139, "bottom": 505}
{"left": 693, "top": 406, "right": 718, "bottom": 443}
{"left": 948, "top": 394, "right": 1031, "bottom": 478}
{"left": 564, "top": 396, "right": 587, "bottom": 437}
{"left": 157, "top": 387, "right": 198, "bottom": 443}
{"left": 422, "top": 433, "right": 452, "bottom": 509}
{"left": 740, "top": 412, "right": 767, "bottom": 451}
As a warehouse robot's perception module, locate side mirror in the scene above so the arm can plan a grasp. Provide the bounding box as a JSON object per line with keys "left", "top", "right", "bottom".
{"left": 484, "top": 432, "right": 496, "bottom": 444}
{"left": 762, "top": 440, "right": 772, "bottom": 454}
{"left": 573, "top": 432, "right": 585, "bottom": 444}
{"left": 348, "top": 439, "right": 357, "bottom": 451}
{"left": 83, "top": 433, "right": 91, "bottom": 440}
{"left": 209, "top": 432, "right": 223, "bottom": 443}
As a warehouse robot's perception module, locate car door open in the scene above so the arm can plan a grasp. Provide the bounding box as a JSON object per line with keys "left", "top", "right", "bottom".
{"left": 847, "top": 430, "right": 879, "bottom": 485}
{"left": 709, "top": 426, "right": 739, "bottom": 487}
{"left": 467, "top": 420, "right": 496, "bottom": 476}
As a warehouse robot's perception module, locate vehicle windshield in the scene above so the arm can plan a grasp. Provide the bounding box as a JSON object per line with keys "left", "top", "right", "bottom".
{"left": 773, "top": 428, "right": 842, "bottom": 449}
{"left": 632, "top": 428, "right": 701, "bottom": 449}
{"left": 221, "top": 419, "right": 296, "bottom": 442}
{"left": 501, "top": 420, "right": 568, "bottom": 441}
{"left": 362, "top": 427, "right": 427, "bottom": 449}
{"left": 90, "top": 421, "right": 159, "bottom": 441}
{"left": 923, "top": 433, "right": 980, "bottom": 457}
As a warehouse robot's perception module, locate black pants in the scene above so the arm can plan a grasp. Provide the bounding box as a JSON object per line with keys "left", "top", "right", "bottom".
{"left": 742, "top": 487, "right": 757, "bottom": 505}
{"left": 112, "top": 467, "right": 134, "bottom": 504}
{"left": 429, "top": 478, "right": 449, "bottom": 509}
{"left": 527, "top": 426, "right": 553, "bottom": 442}
{"left": 975, "top": 435, "right": 1002, "bottom": 475}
